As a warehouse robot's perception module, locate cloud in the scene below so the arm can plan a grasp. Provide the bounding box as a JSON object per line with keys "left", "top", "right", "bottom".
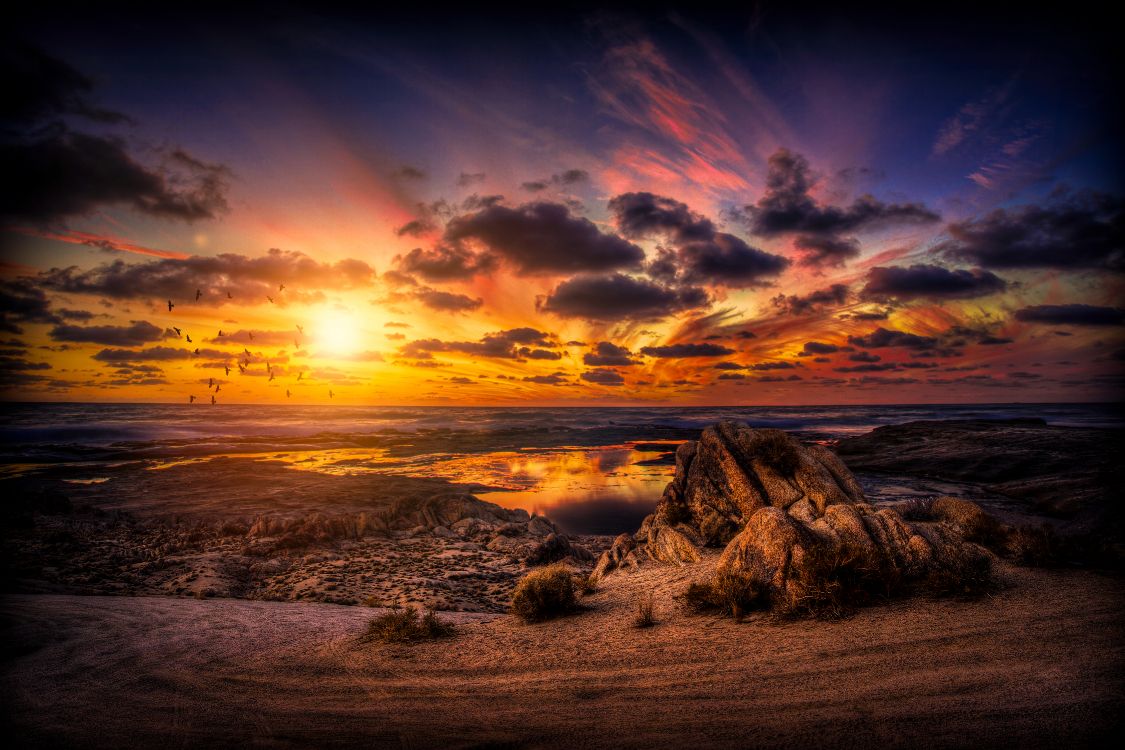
{"left": 411, "top": 288, "right": 483, "bottom": 312}
{"left": 772, "top": 284, "right": 851, "bottom": 315}
{"left": 401, "top": 328, "right": 556, "bottom": 360}
{"left": 749, "top": 361, "right": 797, "bottom": 371}
{"left": 939, "top": 191, "right": 1124, "bottom": 272}
{"left": 49, "top": 320, "right": 164, "bottom": 346}
{"left": 391, "top": 165, "right": 426, "bottom": 180}
{"left": 609, "top": 192, "right": 788, "bottom": 287}
{"left": 583, "top": 341, "right": 641, "bottom": 366}
{"left": 444, "top": 202, "right": 644, "bottom": 275}
{"left": 0, "top": 280, "right": 60, "bottom": 333}
{"left": 798, "top": 341, "right": 839, "bottom": 356}
{"left": 395, "top": 245, "right": 497, "bottom": 281}
{"left": 394, "top": 219, "right": 437, "bottom": 238}
{"left": 538, "top": 273, "right": 708, "bottom": 321}
{"left": 456, "top": 172, "right": 486, "bottom": 186}
{"left": 580, "top": 368, "right": 626, "bottom": 386}
{"left": 38, "top": 248, "right": 375, "bottom": 302}
{"left": 793, "top": 235, "right": 861, "bottom": 268}
{"left": 1014, "top": 304, "right": 1125, "bottom": 326}
{"left": 640, "top": 342, "right": 735, "bottom": 358}
{"left": 737, "top": 149, "right": 940, "bottom": 240}
{"left": 523, "top": 373, "right": 571, "bottom": 385}
{"left": 92, "top": 346, "right": 225, "bottom": 362}
{"left": 521, "top": 169, "right": 589, "bottom": 192}
{"left": 847, "top": 327, "right": 938, "bottom": 349}
{"left": 860, "top": 264, "right": 1008, "bottom": 300}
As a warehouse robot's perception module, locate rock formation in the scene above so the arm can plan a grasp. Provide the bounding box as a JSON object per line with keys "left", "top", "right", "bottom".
{"left": 593, "top": 420, "right": 988, "bottom": 606}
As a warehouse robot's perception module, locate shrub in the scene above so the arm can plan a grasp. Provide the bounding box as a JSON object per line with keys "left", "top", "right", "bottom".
{"left": 747, "top": 429, "right": 801, "bottom": 477}
{"left": 511, "top": 564, "right": 577, "bottom": 623}
{"left": 363, "top": 606, "right": 455, "bottom": 643}
{"left": 931, "top": 497, "right": 1005, "bottom": 547}
{"left": 575, "top": 573, "right": 598, "bottom": 596}
{"left": 898, "top": 497, "right": 934, "bottom": 521}
{"left": 921, "top": 550, "right": 993, "bottom": 598}
{"left": 633, "top": 592, "right": 656, "bottom": 628}
{"left": 777, "top": 546, "right": 894, "bottom": 619}
{"left": 682, "top": 570, "right": 762, "bottom": 620}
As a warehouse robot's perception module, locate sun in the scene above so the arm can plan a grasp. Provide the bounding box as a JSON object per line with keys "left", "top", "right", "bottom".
{"left": 313, "top": 308, "right": 364, "bottom": 356}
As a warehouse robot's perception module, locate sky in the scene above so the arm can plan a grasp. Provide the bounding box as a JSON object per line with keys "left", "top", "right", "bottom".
{"left": 1, "top": 2, "right": 1122, "bottom": 405}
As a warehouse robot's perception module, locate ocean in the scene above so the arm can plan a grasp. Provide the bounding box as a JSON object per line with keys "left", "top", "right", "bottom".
{"left": 2, "top": 402, "right": 1121, "bottom": 533}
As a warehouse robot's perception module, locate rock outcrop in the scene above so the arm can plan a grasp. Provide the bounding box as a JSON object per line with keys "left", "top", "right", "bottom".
{"left": 593, "top": 420, "right": 988, "bottom": 605}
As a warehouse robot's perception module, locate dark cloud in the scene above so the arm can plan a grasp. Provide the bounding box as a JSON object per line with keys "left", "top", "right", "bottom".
{"left": 391, "top": 165, "right": 427, "bottom": 180}
{"left": 640, "top": 342, "right": 735, "bottom": 358}
{"left": 717, "top": 372, "right": 746, "bottom": 380}
{"left": 92, "top": 346, "right": 225, "bottom": 362}
{"left": 580, "top": 368, "right": 625, "bottom": 386}
{"left": 848, "top": 351, "right": 881, "bottom": 363}
{"left": 714, "top": 361, "right": 746, "bottom": 370}
{"left": 1014, "top": 304, "right": 1125, "bottom": 326}
{"left": 772, "top": 284, "right": 851, "bottom": 315}
{"left": 444, "top": 202, "right": 644, "bottom": 274}
{"left": 519, "top": 348, "right": 562, "bottom": 360}
{"left": 521, "top": 169, "right": 589, "bottom": 192}
{"left": 836, "top": 362, "right": 901, "bottom": 372}
{"left": 538, "top": 273, "right": 708, "bottom": 321}
{"left": 798, "top": 341, "right": 839, "bottom": 356}
{"left": 793, "top": 235, "right": 861, "bottom": 268}
{"left": 609, "top": 192, "right": 788, "bottom": 287}
{"left": 749, "top": 361, "right": 797, "bottom": 371}
{"left": 3, "top": 131, "right": 230, "bottom": 225}
{"left": 523, "top": 372, "right": 571, "bottom": 385}
{"left": 860, "top": 264, "right": 1008, "bottom": 300}
{"left": 939, "top": 191, "right": 1124, "bottom": 272}
{"left": 49, "top": 320, "right": 163, "bottom": 346}
{"left": 38, "top": 248, "right": 375, "bottom": 303}
{"left": 395, "top": 245, "right": 497, "bottom": 281}
{"left": 394, "top": 219, "right": 437, "bottom": 238}
{"left": 0, "top": 280, "right": 60, "bottom": 333}
{"left": 847, "top": 327, "right": 938, "bottom": 349}
{"left": 401, "top": 328, "right": 555, "bottom": 360}
{"left": 737, "top": 149, "right": 939, "bottom": 241}
{"left": 2, "top": 42, "right": 129, "bottom": 126}
{"left": 411, "top": 288, "right": 483, "bottom": 312}
{"left": 583, "top": 341, "right": 641, "bottom": 366}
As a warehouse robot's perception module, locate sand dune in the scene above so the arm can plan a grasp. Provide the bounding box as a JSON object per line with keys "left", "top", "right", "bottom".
{"left": 3, "top": 557, "right": 1123, "bottom": 748}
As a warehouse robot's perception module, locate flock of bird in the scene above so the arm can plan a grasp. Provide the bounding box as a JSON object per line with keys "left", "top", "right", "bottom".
{"left": 169, "top": 285, "right": 336, "bottom": 404}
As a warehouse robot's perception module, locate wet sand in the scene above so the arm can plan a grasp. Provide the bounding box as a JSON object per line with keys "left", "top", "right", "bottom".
{"left": 3, "top": 557, "right": 1123, "bottom": 749}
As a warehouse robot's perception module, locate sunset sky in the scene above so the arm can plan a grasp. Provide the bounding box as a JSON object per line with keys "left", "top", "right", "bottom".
{"left": 2, "top": 3, "right": 1122, "bottom": 405}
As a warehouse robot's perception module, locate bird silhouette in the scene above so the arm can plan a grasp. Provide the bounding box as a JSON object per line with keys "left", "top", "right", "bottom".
{"left": 294, "top": 339, "right": 299, "bottom": 349}
{"left": 186, "top": 334, "right": 193, "bottom": 343}
{"left": 279, "top": 283, "right": 285, "bottom": 292}
{"left": 296, "top": 324, "right": 304, "bottom": 334}
{"left": 266, "top": 361, "right": 272, "bottom": 374}
{"left": 243, "top": 348, "right": 251, "bottom": 356}
{"left": 227, "top": 291, "right": 233, "bottom": 299}
{"left": 286, "top": 389, "right": 291, "bottom": 398}
{"left": 248, "top": 331, "right": 254, "bottom": 341}
{"left": 269, "top": 372, "right": 276, "bottom": 382}
{"left": 172, "top": 327, "right": 181, "bottom": 336}
{"left": 211, "top": 395, "right": 216, "bottom": 405}
{"left": 238, "top": 363, "right": 246, "bottom": 374}
{"left": 267, "top": 296, "right": 274, "bottom": 304}
{"left": 194, "top": 348, "right": 200, "bottom": 355}
{"left": 224, "top": 365, "right": 231, "bottom": 376}
{"left": 215, "top": 384, "right": 221, "bottom": 393}
{"left": 329, "top": 390, "right": 335, "bottom": 398}
{"left": 195, "top": 289, "right": 202, "bottom": 301}
{"left": 189, "top": 395, "right": 196, "bottom": 403}
{"left": 297, "top": 371, "right": 303, "bottom": 381}
{"left": 167, "top": 300, "right": 174, "bottom": 312}
{"left": 208, "top": 377, "right": 214, "bottom": 388}
{"left": 218, "top": 330, "right": 224, "bottom": 337}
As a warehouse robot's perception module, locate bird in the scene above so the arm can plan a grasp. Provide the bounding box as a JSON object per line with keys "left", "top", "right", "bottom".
{"left": 173, "top": 327, "right": 181, "bottom": 336}
{"left": 296, "top": 324, "right": 304, "bottom": 334}
{"left": 279, "top": 283, "right": 285, "bottom": 292}
{"left": 195, "top": 289, "right": 202, "bottom": 301}
{"left": 218, "top": 330, "right": 224, "bottom": 337}
{"left": 243, "top": 348, "right": 251, "bottom": 356}
{"left": 329, "top": 390, "right": 335, "bottom": 398}
{"left": 227, "top": 291, "right": 233, "bottom": 299}
{"left": 211, "top": 395, "right": 216, "bottom": 405}
{"left": 224, "top": 365, "right": 230, "bottom": 376}
{"left": 193, "top": 348, "right": 200, "bottom": 355}
{"left": 167, "top": 300, "right": 174, "bottom": 312}
{"left": 248, "top": 332, "right": 254, "bottom": 341}
{"left": 267, "top": 296, "right": 274, "bottom": 304}
{"left": 189, "top": 395, "right": 196, "bottom": 403}
{"left": 208, "top": 377, "right": 214, "bottom": 388}
{"left": 186, "top": 334, "right": 193, "bottom": 343}
{"left": 238, "top": 363, "right": 246, "bottom": 374}
{"left": 266, "top": 361, "right": 272, "bottom": 374}
{"left": 286, "top": 389, "right": 291, "bottom": 398}
{"left": 297, "top": 371, "right": 303, "bottom": 381}
{"left": 269, "top": 372, "right": 276, "bottom": 382}
{"left": 294, "top": 339, "right": 299, "bottom": 349}
{"left": 215, "top": 384, "right": 221, "bottom": 393}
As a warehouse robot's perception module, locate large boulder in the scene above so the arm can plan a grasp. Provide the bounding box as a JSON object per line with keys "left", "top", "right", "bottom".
{"left": 594, "top": 420, "right": 988, "bottom": 606}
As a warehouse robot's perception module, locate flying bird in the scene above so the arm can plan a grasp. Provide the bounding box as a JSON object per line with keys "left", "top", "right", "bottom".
{"left": 267, "top": 296, "right": 274, "bottom": 304}
{"left": 193, "top": 348, "right": 200, "bottom": 355}
{"left": 172, "top": 327, "right": 181, "bottom": 336}
{"left": 329, "top": 390, "right": 335, "bottom": 398}
{"left": 238, "top": 363, "right": 246, "bottom": 374}
{"left": 269, "top": 372, "right": 276, "bottom": 382}
{"left": 167, "top": 300, "right": 174, "bottom": 312}
{"left": 195, "top": 289, "right": 202, "bottom": 301}
{"left": 209, "top": 377, "right": 214, "bottom": 388}
{"left": 215, "top": 384, "right": 221, "bottom": 393}
{"left": 211, "top": 395, "right": 216, "bottom": 405}
{"left": 248, "top": 332, "right": 254, "bottom": 341}
{"left": 227, "top": 291, "right": 233, "bottom": 299}
{"left": 218, "top": 330, "right": 224, "bottom": 337}
{"left": 279, "top": 283, "right": 285, "bottom": 292}
{"left": 296, "top": 324, "right": 304, "bottom": 334}
{"left": 297, "top": 371, "right": 303, "bottom": 381}
{"left": 286, "top": 389, "right": 291, "bottom": 398}
{"left": 224, "top": 365, "right": 231, "bottom": 376}
{"left": 243, "top": 348, "right": 251, "bottom": 356}
{"left": 186, "top": 334, "right": 192, "bottom": 343}
{"left": 189, "top": 395, "right": 196, "bottom": 403}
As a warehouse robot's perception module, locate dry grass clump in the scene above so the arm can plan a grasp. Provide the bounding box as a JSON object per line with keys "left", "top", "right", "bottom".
{"left": 363, "top": 606, "right": 455, "bottom": 643}
{"left": 922, "top": 550, "right": 993, "bottom": 597}
{"left": 633, "top": 592, "right": 656, "bottom": 628}
{"left": 511, "top": 563, "right": 578, "bottom": 623}
{"left": 776, "top": 546, "right": 898, "bottom": 619}
{"left": 1004, "top": 524, "right": 1061, "bottom": 567}
{"left": 682, "top": 570, "right": 763, "bottom": 620}
{"left": 746, "top": 429, "right": 802, "bottom": 477}
{"left": 898, "top": 497, "right": 935, "bottom": 521}
{"left": 575, "top": 573, "right": 598, "bottom": 596}
{"left": 931, "top": 497, "right": 1006, "bottom": 547}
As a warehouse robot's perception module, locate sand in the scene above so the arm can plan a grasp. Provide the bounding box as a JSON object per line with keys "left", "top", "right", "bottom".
{"left": 3, "top": 556, "right": 1123, "bottom": 748}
